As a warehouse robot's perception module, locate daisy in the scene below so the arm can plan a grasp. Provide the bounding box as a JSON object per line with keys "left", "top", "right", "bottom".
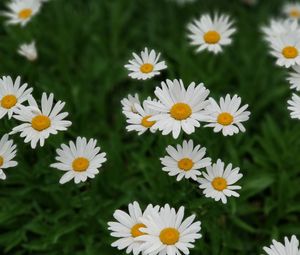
{"left": 137, "top": 204, "right": 202, "bottom": 255}
{"left": 203, "top": 94, "right": 250, "bottom": 136}
{"left": 288, "top": 93, "right": 300, "bottom": 119}
{"left": 108, "top": 201, "right": 160, "bottom": 255}
{"left": 269, "top": 32, "right": 300, "bottom": 68}
{"left": 0, "top": 134, "right": 18, "bottom": 180}
{"left": 0, "top": 76, "right": 33, "bottom": 120}
{"left": 263, "top": 235, "right": 300, "bottom": 255}
{"left": 18, "top": 41, "right": 38, "bottom": 61}
{"left": 198, "top": 159, "right": 243, "bottom": 204}
{"left": 2, "top": 0, "right": 42, "bottom": 27}
{"left": 287, "top": 65, "right": 300, "bottom": 91}
{"left": 187, "top": 13, "right": 236, "bottom": 54}
{"left": 160, "top": 139, "right": 211, "bottom": 181}
{"left": 121, "top": 93, "right": 141, "bottom": 117}
{"left": 125, "top": 98, "right": 159, "bottom": 135}
{"left": 11, "top": 93, "right": 72, "bottom": 149}
{"left": 124, "top": 48, "right": 167, "bottom": 80}
{"left": 50, "top": 137, "right": 107, "bottom": 184}
{"left": 283, "top": 3, "right": 300, "bottom": 20}
{"left": 147, "top": 79, "right": 210, "bottom": 139}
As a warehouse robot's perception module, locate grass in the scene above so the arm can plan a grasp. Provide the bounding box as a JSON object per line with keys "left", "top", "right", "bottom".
{"left": 0, "top": 0, "right": 300, "bottom": 254}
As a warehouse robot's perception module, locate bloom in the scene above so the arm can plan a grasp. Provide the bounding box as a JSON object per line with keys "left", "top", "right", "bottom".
{"left": 187, "top": 13, "right": 236, "bottom": 54}
{"left": 0, "top": 134, "right": 18, "bottom": 180}
{"left": 160, "top": 139, "right": 211, "bottom": 181}
{"left": 18, "top": 41, "right": 38, "bottom": 61}
{"left": 11, "top": 93, "right": 72, "bottom": 149}
{"left": 203, "top": 94, "right": 250, "bottom": 136}
{"left": 147, "top": 79, "right": 210, "bottom": 139}
{"left": 137, "top": 204, "right": 202, "bottom": 255}
{"left": 283, "top": 3, "right": 300, "bottom": 19}
{"left": 121, "top": 94, "right": 141, "bottom": 117}
{"left": 287, "top": 65, "right": 300, "bottom": 91}
{"left": 124, "top": 48, "right": 167, "bottom": 80}
{"left": 50, "top": 137, "right": 107, "bottom": 184}
{"left": 108, "top": 201, "right": 159, "bottom": 255}
{"left": 263, "top": 235, "right": 300, "bottom": 255}
{"left": 3, "top": 0, "right": 42, "bottom": 27}
{"left": 0, "top": 76, "right": 33, "bottom": 120}
{"left": 198, "top": 159, "right": 243, "bottom": 204}
{"left": 288, "top": 93, "right": 300, "bottom": 119}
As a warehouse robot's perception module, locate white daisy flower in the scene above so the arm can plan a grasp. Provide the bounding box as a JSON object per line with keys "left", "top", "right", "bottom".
{"left": 0, "top": 134, "right": 18, "bottom": 180}
{"left": 50, "top": 137, "right": 107, "bottom": 184}
{"left": 263, "top": 235, "right": 300, "bottom": 255}
{"left": 187, "top": 13, "right": 236, "bottom": 54}
{"left": 269, "top": 32, "right": 300, "bottom": 68}
{"left": 121, "top": 94, "right": 141, "bottom": 117}
{"left": 125, "top": 98, "right": 159, "bottom": 135}
{"left": 2, "top": 0, "right": 42, "bottom": 27}
{"left": 198, "top": 159, "right": 243, "bottom": 204}
{"left": 288, "top": 93, "right": 300, "bottom": 119}
{"left": 203, "top": 94, "right": 250, "bottom": 136}
{"left": 108, "top": 201, "right": 160, "bottom": 255}
{"left": 160, "top": 139, "right": 211, "bottom": 181}
{"left": 18, "top": 41, "right": 38, "bottom": 61}
{"left": 283, "top": 3, "right": 300, "bottom": 20}
{"left": 147, "top": 79, "right": 210, "bottom": 139}
{"left": 11, "top": 93, "right": 72, "bottom": 149}
{"left": 287, "top": 65, "right": 300, "bottom": 91}
{"left": 124, "top": 48, "right": 167, "bottom": 80}
{"left": 137, "top": 204, "right": 202, "bottom": 255}
{"left": 0, "top": 76, "right": 33, "bottom": 120}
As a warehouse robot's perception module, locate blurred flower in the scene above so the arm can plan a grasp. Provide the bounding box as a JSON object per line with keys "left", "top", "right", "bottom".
{"left": 108, "top": 201, "right": 159, "bottom": 255}
{"left": 147, "top": 79, "right": 210, "bottom": 139}
{"left": 137, "top": 204, "right": 202, "bottom": 255}
{"left": 283, "top": 3, "right": 300, "bottom": 20}
{"left": 0, "top": 134, "right": 18, "bottom": 181}
{"left": 11, "top": 93, "right": 72, "bottom": 149}
{"left": 124, "top": 47, "right": 167, "bottom": 80}
{"left": 263, "top": 235, "right": 300, "bottom": 255}
{"left": 51, "top": 137, "right": 107, "bottom": 184}
{"left": 125, "top": 97, "right": 159, "bottom": 135}
{"left": 0, "top": 76, "right": 33, "bottom": 120}
{"left": 170, "top": 0, "right": 197, "bottom": 4}
{"left": 288, "top": 93, "right": 300, "bottom": 119}
{"left": 187, "top": 13, "right": 236, "bottom": 54}
{"left": 160, "top": 139, "right": 211, "bottom": 181}
{"left": 287, "top": 65, "right": 300, "bottom": 91}
{"left": 2, "top": 0, "right": 41, "bottom": 27}
{"left": 198, "top": 159, "right": 243, "bottom": 204}
{"left": 18, "top": 41, "right": 38, "bottom": 61}
{"left": 121, "top": 93, "right": 141, "bottom": 117}
{"left": 203, "top": 94, "right": 250, "bottom": 136}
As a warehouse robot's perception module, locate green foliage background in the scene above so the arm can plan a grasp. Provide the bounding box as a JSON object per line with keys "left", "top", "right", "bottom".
{"left": 0, "top": 0, "right": 300, "bottom": 254}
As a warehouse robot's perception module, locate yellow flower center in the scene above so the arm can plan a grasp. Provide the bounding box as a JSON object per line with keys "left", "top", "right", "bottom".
{"left": 72, "top": 157, "right": 90, "bottom": 172}
{"left": 159, "top": 228, "right": 180, "bottom": 245}
{"left": 131, "top": 223, "right": 146, "bottom": 237}
{"left": 141, "top": 115, "right": 155, "bottom": 128}
{"left": 290, "top": 9, "right": 300, "bottom": 18}
{"left": 170, "top": 103, "right": 192, "bottom": 120}
{"left": 282, "top": 46, "right": 298, "bottom": 59}
{"left": 140, "top": 63, "right": 154, "bottom": 74}
{"left": 1, "top": 95, "right": 17, "bottom": 109}
{"left": 0, "top": 156, "right": 3, "bottom": 167}
{"left": 212, "top": 177, "right": 228, "bottom": 191}
{"left": 18, "top": 8, "right": 33, "bottom": 20}
{"left": 31, "top": 115, "right": 51, "bottom": 131}
{"left": 178, "top": 158, "right": 194, "bottom": 171}
{"left": 203, "top": 30, "right": 221, "bottom": 44}
{"left": 217, "top": 112, "right": 233, "bottom": 126}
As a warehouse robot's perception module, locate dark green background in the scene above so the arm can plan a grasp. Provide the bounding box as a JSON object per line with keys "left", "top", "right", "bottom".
{"left": 0, "top": 0, "right": 299, "bottom": 254}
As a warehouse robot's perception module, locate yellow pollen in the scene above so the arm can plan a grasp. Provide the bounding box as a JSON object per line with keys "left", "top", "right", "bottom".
{"left": 290, "top": 9, "right": 300, "bottom": 18}
{"left": 178, "top": 158, "right": 194, "bottom": 171}
{"left": 140, "top": 63, "right": 154, "bottom": 74}
{"left": 18, "top": 8, "right": 33, "bottom": 20}
{"left": 72, "top": 157, "right": 90, "bottom": 172}
{"left": 0, "top": 156, "right": 3, "bottom": 167}
{"left": 31, "top": 115, "right": 51, "bottom": 131}
{"left": 1, "top": 95, "right": 17, "bottom": 109}
{"left": 170, "top": 103, "right": 192, "bottom": 120}
{"left": 131, "top": 223, "right": 146, "bottom": 237}
{"left": 217, "top": 112, "right": 234, "bottom": 126}
{"left": 159, "top": 228, "right": 180, "bottom": 245}
{"left": 282, "top": 46, "right": 298, "bottom": 59}
{"left": 141, "top": 115, "right": 155, "bottom": 128}
{"left": 212, "top": 177, "right": 228, "bottom": 191}
{"left": 203, "top": 30, "right": 221, "bottom": 44}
